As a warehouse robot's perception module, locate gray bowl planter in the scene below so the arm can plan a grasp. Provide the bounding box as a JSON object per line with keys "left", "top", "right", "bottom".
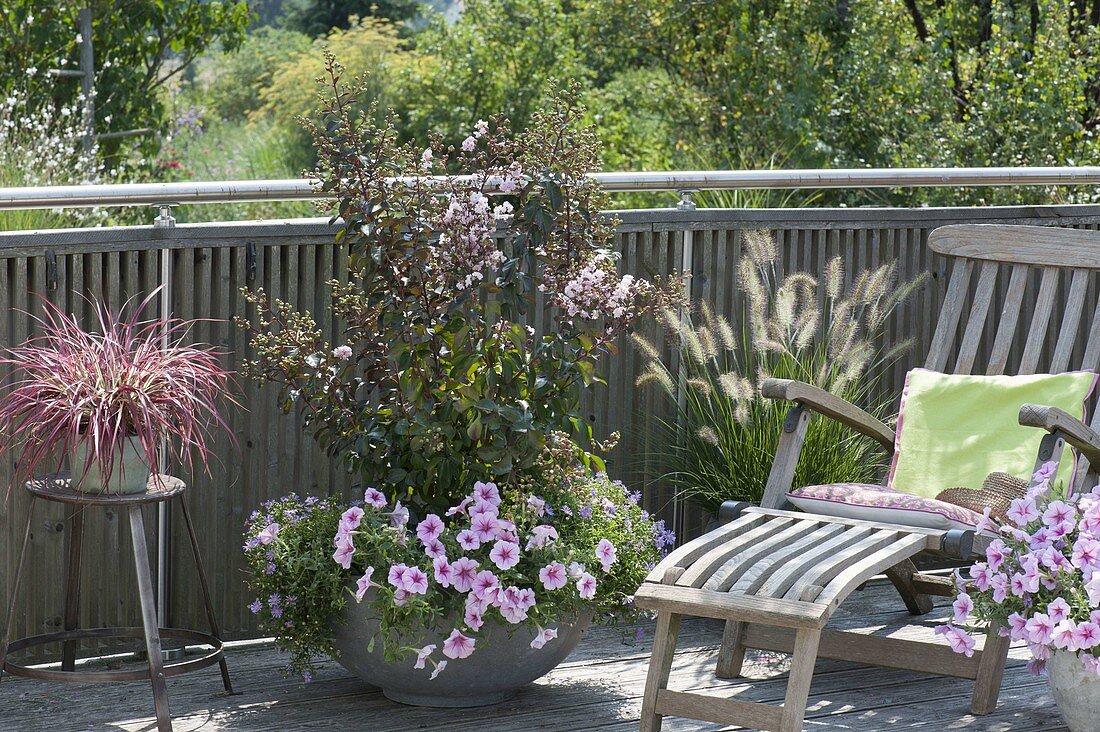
{"left": 1047, "top": 650, "right": 1100, "bottom": 732}
{"left": 332, "top": 595, "right": 594, "bottom": 707}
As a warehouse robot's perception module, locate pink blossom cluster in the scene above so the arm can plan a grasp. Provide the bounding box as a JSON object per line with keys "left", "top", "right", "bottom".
{"left": 433, "top": 187, "right": 507, "bottom": 290}
{"left": 553, "top": 259, "right": 649, "bottom": 328}
{"left": 330, "top": 481, "right": 619, "bottom": 678}
{"left": 940, "top": 460, "right": 1100, "bottom": 675}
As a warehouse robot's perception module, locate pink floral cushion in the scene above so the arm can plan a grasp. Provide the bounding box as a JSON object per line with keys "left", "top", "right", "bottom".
{"left": 787, "top": 483, "right": 983, "bottom": 531}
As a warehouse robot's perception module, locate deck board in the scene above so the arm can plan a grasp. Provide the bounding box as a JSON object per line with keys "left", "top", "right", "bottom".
{"left": 0, "top": 581, "right": 1066, "bottom": 731}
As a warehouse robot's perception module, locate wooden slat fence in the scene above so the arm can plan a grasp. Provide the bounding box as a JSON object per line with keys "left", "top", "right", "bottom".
{"left": 3, "top": 204, "right": 1100, "bottom": 654}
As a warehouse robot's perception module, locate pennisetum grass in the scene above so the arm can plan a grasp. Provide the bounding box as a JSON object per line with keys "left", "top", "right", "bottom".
{"left": 634, "top": 230, "right": 926, "bottom": 513}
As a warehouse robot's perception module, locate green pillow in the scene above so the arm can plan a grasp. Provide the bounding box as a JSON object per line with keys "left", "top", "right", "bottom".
{"left": 888, "top": 368, "right": 1097, "bottom": 498}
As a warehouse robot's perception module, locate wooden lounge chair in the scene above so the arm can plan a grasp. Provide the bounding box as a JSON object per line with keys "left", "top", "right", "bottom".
{"left": 635, "top": 224, "right": 1100, "bottom": 732}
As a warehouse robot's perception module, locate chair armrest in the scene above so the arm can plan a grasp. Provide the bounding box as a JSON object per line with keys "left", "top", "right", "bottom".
{"left": 762, "top": 378, "right": 895, "bottom": 451}
{"left": 1018, "top": 404, "right": 1100, "bottom": 467}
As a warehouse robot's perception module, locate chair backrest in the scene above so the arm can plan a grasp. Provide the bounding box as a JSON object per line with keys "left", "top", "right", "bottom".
{"left": 926, "top": 224, "right": 1100, "bottom": 482}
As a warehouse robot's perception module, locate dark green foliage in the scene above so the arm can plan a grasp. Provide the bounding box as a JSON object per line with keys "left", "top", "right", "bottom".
{"left": 0, "top": 0, "right": 250, "bottom": 158}
{"left": 239, "top": 59, "right": 678, "bottom": 510}
{"left": 281, "top": 0, "right": 422, "bottom": 36}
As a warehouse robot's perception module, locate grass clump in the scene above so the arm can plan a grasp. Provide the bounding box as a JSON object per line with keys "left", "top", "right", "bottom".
{"left": 635, "top": 230, "right": 925, "bottom": 512}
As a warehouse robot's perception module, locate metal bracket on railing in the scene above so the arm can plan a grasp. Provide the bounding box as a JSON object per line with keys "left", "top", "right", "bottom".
{"left": 676, "top": 189, "right": 697, "bottom": 210}
{"left": 44, "top": 249, "right": 58, "bottom": 290}
{"left": 246, "top": 241, "right": 257, "bottom": 282}
{"left": 153, "top": 203, "right": 176, "bottom": 229}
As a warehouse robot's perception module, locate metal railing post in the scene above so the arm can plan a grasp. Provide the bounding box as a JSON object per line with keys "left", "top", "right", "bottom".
{"left": 672, "top": 190, "right": 697, "bottom": 538}
{"left": 153, "top": 203, "right": 174, "bottom": 632}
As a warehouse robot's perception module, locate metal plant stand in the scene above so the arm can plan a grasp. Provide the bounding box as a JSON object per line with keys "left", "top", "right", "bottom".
{"left": 0, "top": 473, "right": 233, "bottom": 732}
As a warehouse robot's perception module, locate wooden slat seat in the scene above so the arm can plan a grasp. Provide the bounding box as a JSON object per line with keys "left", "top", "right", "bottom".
{"left": 635, "top": 511, "right": 936, "bottom": 628}
{"left": 637, "top": 224, "right": 1100, "bottom": 732}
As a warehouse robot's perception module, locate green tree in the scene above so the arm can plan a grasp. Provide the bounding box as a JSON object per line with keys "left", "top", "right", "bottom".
{"left": 0, "top": 0, "right": 250, "bottom": 156}
{"left": 399, "top": 0, "right": 590, "bottom": 147}
{"left": 280, "top": 0, "right": 422, "bottom": 36}
{"left": 193, "top": 26, "right": 313, "bottom": 123}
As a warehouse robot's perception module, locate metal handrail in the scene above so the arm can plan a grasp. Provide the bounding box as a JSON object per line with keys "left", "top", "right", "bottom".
{"left": 4, "top": 166, "right": 1100, "bottom": 210}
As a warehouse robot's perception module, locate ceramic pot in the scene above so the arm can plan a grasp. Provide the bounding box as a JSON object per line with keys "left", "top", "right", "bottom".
{"left": 70, "top": 438, "right": 151, "bottom": 494}
{"left": 1047, "top": 650, "right": 1100, "bottom": 732}
{"left": 332, "top": 596, "right": 593, "bottom": 707}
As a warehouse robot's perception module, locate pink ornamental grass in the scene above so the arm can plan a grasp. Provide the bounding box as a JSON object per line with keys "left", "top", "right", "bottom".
{"left": 0, "top": 290, "right": 237, "bottom": 491}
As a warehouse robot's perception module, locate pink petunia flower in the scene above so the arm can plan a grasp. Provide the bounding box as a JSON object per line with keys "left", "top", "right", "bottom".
{"left": 952, "top": 593, "right": 973, "bottom": 624}
{"left": 1083, "top": 654, "right": 1100, "bottom": 675}
{"left": 417, "top": 514, "right": 445, "bottom": 544}
{"left": 468, "top": 500, "right": 499, "bottom": 521}
{"left": 577, "top": 572, "right": 597, "bottom": 600}
{"left": 446, "top": 496, "right": 473, "bottom": 517}
{"left": 526, "top": 495, "right": 546, "bottom": 516}
{"left": 499, "top": 586, "right": 536, "bottom": 623}
{"left": 1026, "top": 613, "right": 1055, "bottom": 645}
{"left": 388, "top": 563, "right": 409, "bottom": 589}
{"left": 390, "top": 500, "right": 410, "bottom": 528}
{"left": 257, "top": 523, "right": 280, "bottom": 545}
{"left": 430, "top": 660, "right": 448, "bottom": 679}
{"left": 531, "top": 626, "right": 558, "bottom": 649}
{"left": 471, "top": 513, "right": 498, "bottom": 543}
{"left": 340, "top": 506, "right": 365, "bottom": 531}
{"left": 402, "top": 566, "right": 430, "bottom": 595}
{"left": 354, "top": 567, "right": 375, "bottom": 602}
{"left": 1074, "top": 537, "right": 1100, "bottom": 571}
{"left": 393, "top": 588, "right": 410, "bottom": 607}
{"left": 539, "top": 562, "right": 568, "bottom": 591}
{"left": 471, "top": 570, "right": 500, "bottom": 601}
{"left": 1074, "top": 621, "right": 1100, "bottom": 650}
{"left": 526, "top": 525, "right": 559, "bottom": 551}
{"left": 1006, "top": 495, "right": 1040, "bottom": 527}
{"left": 493, "top": 519, "right": 518, "bottom": 542}
{"left": 990, "top": 573, "right": 1009, "bottom": 604}
{"left": 464, "top": 604, "right": 484, "bottom": 631}
{"left": 457, "top": 530, "right": 481, "bottom": 551}
{"left": 489, "top": 540, "right": 521, "bottom": 570}
{"left": 935, "top": 624, "right": 976, "bottom": 657}
{"left": 442, "top": 629, "right": 476, "bottom": 659}
{"left": 423, "top": 538, "right": 447, "bottom": 559}
{"left": 1043, "top": 500, "right": 1077, "bottom": 536}
{"left": 970, "top": 562, "right": 992, "bottom": 591}
{"left": 1026, "top": 658, "right": 1048, "bottom": 676}
{"left": 414, "top": 644, "right": 435, "bottom": 670}
{"left": 1087, "top": 575, "right": 1100, "bottom": 607}
{"left": 363, "top": 488, "right": 387, "bottom": 510}
{"left": 1006, "top": 612, "right": 1029, "bottom": 642}
{"left": 596, "top": 539, "right": 617, "bottom": 572}
{"left": 333, "top": 541, "right": 355, "bottom": 569}
{"left": 473, "top": 481, "right": 501, "bottom": 506}
{"left": 986, "top": 539, "right": 1009, "bottom": 572}
{"left": 451, "top": 557, "right": 479, "bottom": 593}
{"left": 974, "top": 507, "right": 997, "bottom": 535}
{"left": 1053, "top": 619, "right": 1080, "bottom": 651}
{"left": 434, "top": 556, "right": 454, "bottom": 587}
{"left": 1049, "top": 597, "right": 1072, "bottom": 624}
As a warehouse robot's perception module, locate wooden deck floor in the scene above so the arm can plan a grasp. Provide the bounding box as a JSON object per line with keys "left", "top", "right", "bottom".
{"left": 0, "top": 581, "right": 1066, "bottom": 731}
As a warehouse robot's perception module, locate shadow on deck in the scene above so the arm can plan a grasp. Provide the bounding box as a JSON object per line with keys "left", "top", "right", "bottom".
{"left": 0, "top": 581, "right": 1065, "bottom": 731}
